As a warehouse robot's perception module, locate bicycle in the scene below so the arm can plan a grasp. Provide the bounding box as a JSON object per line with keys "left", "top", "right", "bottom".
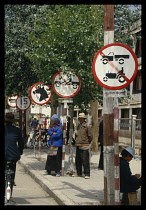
{"left": 29, "top": 129, "right": 49, "bottom": 149}
{"left": 5, "top": 161, "right": 14, "bottom": 204}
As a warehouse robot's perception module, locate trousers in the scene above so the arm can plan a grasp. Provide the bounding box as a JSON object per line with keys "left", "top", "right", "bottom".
{"left": 75, "top": 146, "right": 90, "bottom": 176}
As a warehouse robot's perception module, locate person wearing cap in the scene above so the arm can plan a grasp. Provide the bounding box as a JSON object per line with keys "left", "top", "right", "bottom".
{"left": 45, "top": 114, "right": 63, "bottom": 177}
{"left": 120, "top": 146, "right": 141, "bottom": 205}
{"left": 5, "top": 113, "right": 24, "bottom": 198}
{"left": 73, "top": 113, "right": 93, "bottom": 179}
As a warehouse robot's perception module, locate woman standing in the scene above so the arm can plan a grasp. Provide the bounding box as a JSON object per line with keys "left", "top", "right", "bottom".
{"left": 45, "top": 114, "right": 63, "bottom": 177}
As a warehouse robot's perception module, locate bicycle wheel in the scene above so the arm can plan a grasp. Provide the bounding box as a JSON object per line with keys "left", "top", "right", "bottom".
{"left": 5, "top": 176, "right": 11, "bottom": 204}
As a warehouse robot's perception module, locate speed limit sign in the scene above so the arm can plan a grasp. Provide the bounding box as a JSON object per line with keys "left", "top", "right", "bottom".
{"left": 16, "top": 96, "right": 31, "bottom": 111}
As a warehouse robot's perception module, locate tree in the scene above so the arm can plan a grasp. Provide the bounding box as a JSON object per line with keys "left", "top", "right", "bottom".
{"left": 5, "top": 5, "right": 39, "bottom": 98}
{"left": 5, "top": 4, "right": 141, "bottom": 110}
{"left": 25, "top": 5, "right": 103, "bottom": 110}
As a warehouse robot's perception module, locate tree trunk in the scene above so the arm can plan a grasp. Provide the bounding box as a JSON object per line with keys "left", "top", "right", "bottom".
{"left": 90, "top": 100, "right": 98, "bottom": 152}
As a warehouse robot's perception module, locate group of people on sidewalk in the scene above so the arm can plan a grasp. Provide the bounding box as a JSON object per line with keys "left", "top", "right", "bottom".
{"left": 5, "top": 112, "right": 141, "bottom": 205}
{"left": 45, "top": 112, "right": 92, "bottom": 178}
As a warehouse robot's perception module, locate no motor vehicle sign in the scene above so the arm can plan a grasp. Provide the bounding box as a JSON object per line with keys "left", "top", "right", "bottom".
{"left": 92, "top": 43, "right": 138, "bottom": 90}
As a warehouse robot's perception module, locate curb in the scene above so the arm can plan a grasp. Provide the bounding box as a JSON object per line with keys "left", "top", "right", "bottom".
{"left": 18, "top": 160, "right": 76, "bottom": 205}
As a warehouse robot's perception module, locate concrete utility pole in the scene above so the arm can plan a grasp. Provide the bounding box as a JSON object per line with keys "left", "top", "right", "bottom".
{"left": 103, "top": 5, "right": 115, "bottom": 205}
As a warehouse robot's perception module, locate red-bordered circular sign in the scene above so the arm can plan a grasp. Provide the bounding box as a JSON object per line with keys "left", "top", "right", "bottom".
{"left": 7, "top": 94, "right": 18, "bottom": 107}
{"left": 16, "top": 96, "right": 31, "bottom": 111}
{"left": 92, "top": 43, "right": 138, "bottom": 90}
{"left": 52, "top": 71, "right": 81, "bottom": 98}
{"left": 30, "top": 83, "right": 52, "bottom": 105}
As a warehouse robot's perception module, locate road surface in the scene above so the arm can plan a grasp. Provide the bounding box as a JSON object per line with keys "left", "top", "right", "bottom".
{"left": 9, "top": 163, "right": 58, "bottom": 206}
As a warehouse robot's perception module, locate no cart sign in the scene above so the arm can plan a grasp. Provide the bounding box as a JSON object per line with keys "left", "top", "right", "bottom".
{"left": 92, "top": 43, "right": 138, "bottom": 90}
{"left": 52, "top": 71, "right": 81, "bottom": 98}
{"left": 7, "top": 95, "right": 18, "bottom": 107}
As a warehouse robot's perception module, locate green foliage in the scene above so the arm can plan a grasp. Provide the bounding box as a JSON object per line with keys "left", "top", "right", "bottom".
{"left": 5, "top": 4, "right": 141, "bottom": 110}
{"left": 26, "top": 5, "right": 104, "bottom": 109}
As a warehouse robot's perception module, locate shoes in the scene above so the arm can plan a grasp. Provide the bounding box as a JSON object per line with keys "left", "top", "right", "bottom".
{"left": 85, "top": 176, "right": 90, "bottom": 179}
{"left": 72, "top": 174, "right": 82, "bottom": 177}
{"left": 14, "top": 182, "right": 16, "bottom": 186}
{"left": 56, "top": 173, "right": 60, "bottom": 177}
{"left": 44, "top": 171, "right": 51, "bottom": 175}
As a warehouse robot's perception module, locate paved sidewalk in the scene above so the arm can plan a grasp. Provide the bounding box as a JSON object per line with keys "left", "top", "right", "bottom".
{"left": 18, "top": 145, "right": 141, "bottom": 205}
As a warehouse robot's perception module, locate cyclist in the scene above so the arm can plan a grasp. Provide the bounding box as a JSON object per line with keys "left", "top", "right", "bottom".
{"left": 5, "top": 113, "right": 24, "bottom": 201}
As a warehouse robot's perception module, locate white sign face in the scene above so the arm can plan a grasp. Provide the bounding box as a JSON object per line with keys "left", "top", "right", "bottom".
{"left": 92, "top": 43, "right": 138, "bottom": 90}
{"left": 7, "top": 95, "right": 18, "bottom": 107}
{"left": 53, "top": 71, "right": 81, "bottom": 98}
{"left": 16, "top": 96, "right": 31, "bottom": 110}
{"left": 30, "top": 83, "right": 52, "bottom": 105}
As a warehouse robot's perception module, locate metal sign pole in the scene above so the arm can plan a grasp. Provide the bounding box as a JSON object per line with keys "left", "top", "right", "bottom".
{"left": 38, "top": 106, "right": 42, "bottom": 161}
{"left": 61, "top": 102, "right": 67, "bottom": 176}
{"left": 21, "top": 110, "right": 25, "bottom": 139}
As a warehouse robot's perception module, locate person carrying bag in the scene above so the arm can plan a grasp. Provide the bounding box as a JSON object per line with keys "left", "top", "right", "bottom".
{"left": 45, "top": 114, "right": 63, "bottom": 177}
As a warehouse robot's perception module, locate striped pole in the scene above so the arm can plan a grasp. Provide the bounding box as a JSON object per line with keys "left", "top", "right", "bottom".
{"left": 21, "top": 110, "right": 25, "bottom": 139}
{"left": 38, "top": 106, "right": 42, "bottom": 161}
{"left": 103, "top": 5, "right": 115, "bottom": 205}
{"left": 114, "top": 97, "right": 120, "bottom": 205}
{"left": 61, "top": 102, "right": 67, "bottom": 176}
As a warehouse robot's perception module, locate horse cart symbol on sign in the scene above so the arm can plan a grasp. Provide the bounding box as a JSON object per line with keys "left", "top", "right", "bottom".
{"left": 30, "top": 83, "right": 52, "bottom": 105}
{"left": 101, "top": 52, "right": 130, "bottom": 65}
{"left": 103, "top": 67, "right": 125, "bottom": 83}
{"left": 33, "top": 86, "right": 48, "bottom": 101}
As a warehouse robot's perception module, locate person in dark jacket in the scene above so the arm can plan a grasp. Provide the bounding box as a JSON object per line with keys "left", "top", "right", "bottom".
{"left": 98, "top": 118, "right": 103, "bottom": 170}
{"left": 45, "top": 114, "right": 63, "bottom": 177}
{"left": 120, "top": 146, "right": 141, "bottom": 205}
{"left": 5, "top": 113, "right": 24, "bottom": 196}
{"left": 31, "top": 117, "right": 38, "bottom": 131}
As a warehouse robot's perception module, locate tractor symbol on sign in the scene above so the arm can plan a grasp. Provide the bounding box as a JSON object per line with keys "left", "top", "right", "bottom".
{"left": 103, "top": 67, "right": 125, "bottom": 83}
{"left": 101, "top": 52, "right": 129, "bottom": 65}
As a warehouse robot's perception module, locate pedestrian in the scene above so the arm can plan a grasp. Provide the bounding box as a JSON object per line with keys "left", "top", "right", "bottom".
{"left": 5, "top": 113, "right": 24, "bottom": 201}
{"left": 31, "top": 117, "right": 38, "bottom": 131}
{"left": 73, "top": 113, "right": 92, "bottom": 179}
{"left": 120, "top": 146, "right": 141, "bottom": 205}
{"left": 98, "top": 117, "right": 104, "bottom": 170}
{"left": 45, "top": 114, "right": 63, "bottom": 177}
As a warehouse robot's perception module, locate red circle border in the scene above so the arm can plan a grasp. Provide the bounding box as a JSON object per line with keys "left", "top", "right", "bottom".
{"left": 92, "top": 43, "right": 138, "bottom": 90}
{"left": 30, "top": 82, "right": 52, "bottom": 105}
{"left": 52, "top": 71, "right": 81, "bottom": 98}
{"left": 16, "top": 96, "right": 31, "bottom": 111}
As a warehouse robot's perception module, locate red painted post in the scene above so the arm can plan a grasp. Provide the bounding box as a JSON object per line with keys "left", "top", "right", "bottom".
{"left": 114, "top": 97, "right": 120, "bottom": 205}
{"left": 61, "top": 102, "right": 67, "bottom": 176}
{"left": 103, "top": 5, "right": 115, "bottom": 205}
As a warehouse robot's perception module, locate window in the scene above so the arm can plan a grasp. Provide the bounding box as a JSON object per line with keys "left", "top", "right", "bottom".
{"left": 132, "top": 108, "right": 141, "bottom": 119}
{"left": 133, "top": 70, "right": 142, "bottom": 93}
{"left": 135, "top": 32, "right": 142, "bottom": 58}
{"left": 121, "top": 109, "right": 129, "bottom": 118}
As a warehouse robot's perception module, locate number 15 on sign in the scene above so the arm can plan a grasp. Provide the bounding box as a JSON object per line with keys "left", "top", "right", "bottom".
{"left": 16, "top": 96, "right": 31, "bottom": 111}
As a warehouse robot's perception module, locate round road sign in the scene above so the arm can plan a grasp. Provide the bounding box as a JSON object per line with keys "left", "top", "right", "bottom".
{"left": 7, "top": 94, "right": 18, "bottom": 107}
{"left": 92, "top": 43, "right": 138, "bottom": 90}
{"left": 16, "top": 96, "right": 31, "bottom": 110}
{"left": 52, "top": 71, "right": 81, "bottom": 98}
{"left": 30, "top": 83, "right": 52, "bottom": 105}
